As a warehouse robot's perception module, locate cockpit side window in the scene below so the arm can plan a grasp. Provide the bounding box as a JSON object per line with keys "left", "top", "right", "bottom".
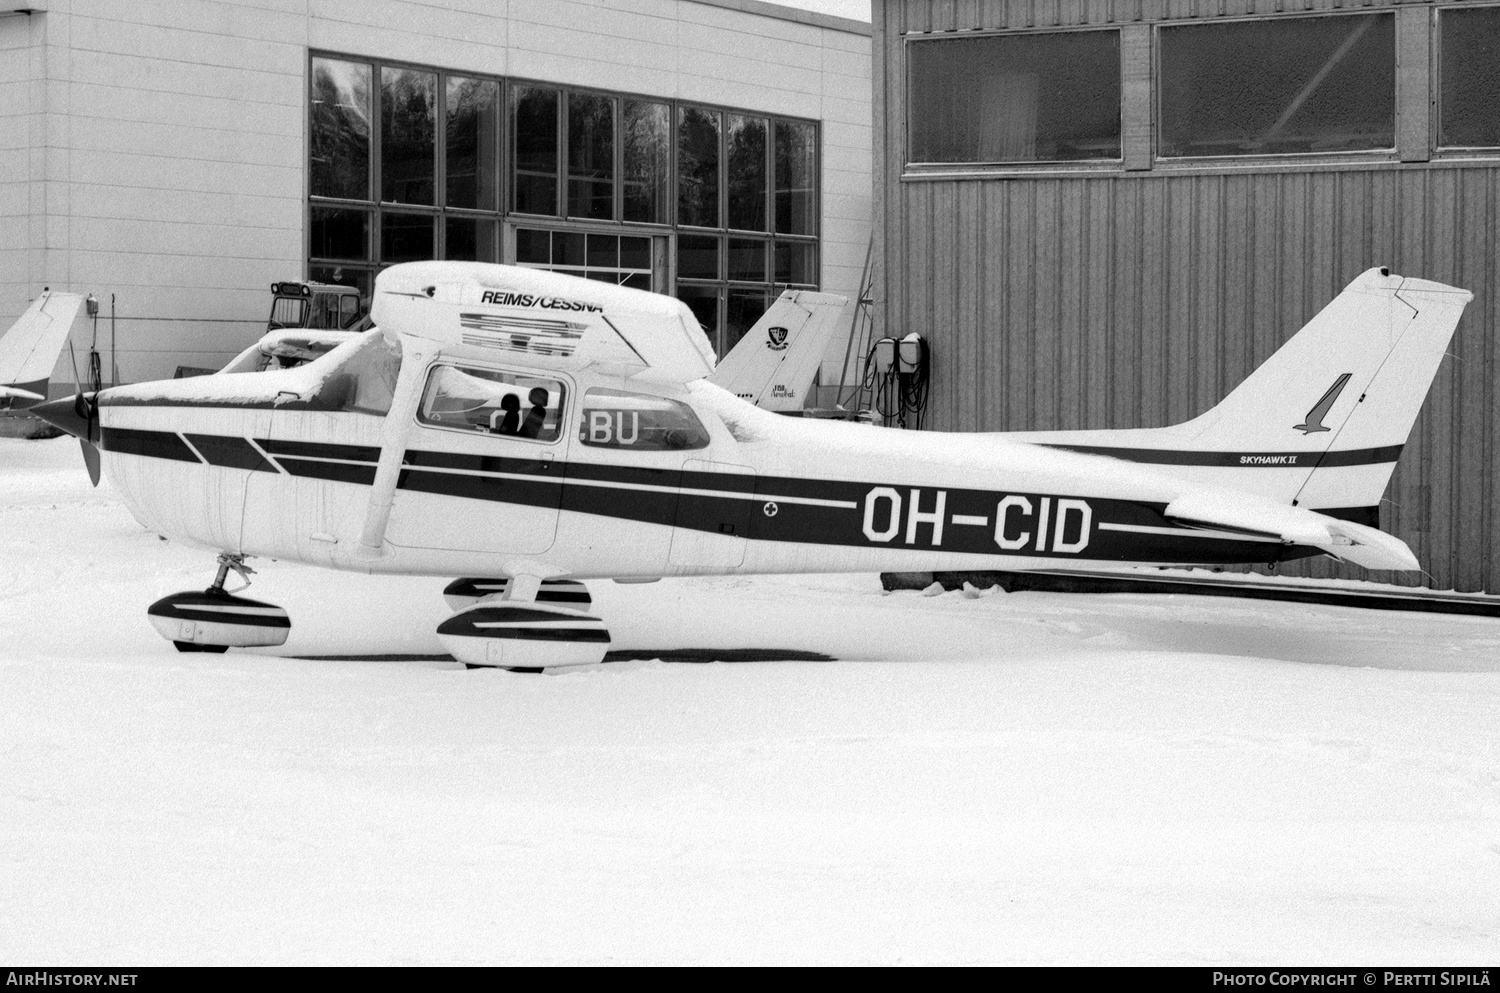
{"left": 418, "top": 365, "right": 566, "bottom": 442}
{"left": 579, "top": 388, "right": 710, "bottom": 451}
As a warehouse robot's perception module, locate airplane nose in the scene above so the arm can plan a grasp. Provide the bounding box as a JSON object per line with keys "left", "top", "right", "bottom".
{"left": 31, "top": 395, "right": 93, "bottom": 440}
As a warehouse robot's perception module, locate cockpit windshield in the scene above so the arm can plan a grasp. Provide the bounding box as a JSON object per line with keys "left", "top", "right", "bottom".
{"left": 301, "top": 330, "right": 402, "bottom": 414}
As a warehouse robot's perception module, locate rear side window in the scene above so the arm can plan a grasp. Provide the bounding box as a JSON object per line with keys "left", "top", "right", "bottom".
{"left": 579, "top": 388, "right": 709, "bottom": 451}
{"left": 418, "top": 365, "right": 566, "bottom": 442}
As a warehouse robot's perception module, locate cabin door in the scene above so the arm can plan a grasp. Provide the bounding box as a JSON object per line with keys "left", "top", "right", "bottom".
{"left": 384, "top": 362, "right": 566, "bottom": 555}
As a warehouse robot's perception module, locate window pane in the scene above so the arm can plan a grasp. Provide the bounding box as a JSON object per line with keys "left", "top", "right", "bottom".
{"left": 446, "top": 76, "right": 499, "bottom": 210}
{"left": 774, "top": 119, "right": 817, "bottom": 234}
{"left": 907, "top": 32, "right": 1120, "bottom": 163}
{"left": 308, "top": 265, "right": 373, "bottom": 305}
{"left": 726, "top": 288, "right": 768, "bottom": 355}
{"left": 623, "top": 100, "right": 670, "bottom": 224}
{"left": 620, "top": 236, "right": 651, "bottom": 270}
{"left": 727, "top": 115, "right": 767, "bottom": 231}
{"left": 310, "top": 58, "right": 371, "bottom": 200}
{"left": 587, "top": 233, "right": 618, "bottom": 269}
{"left": 568, "top": 92, "right": 615, "bottom": 220}
{"left": 513, "top": 86, "right": 559, "bottom": 215}
{"left": 677, "top": 234, "right": 719, "bottom": 280}
{"left": 1440, "top": 8, "right": 1500, "bottom": 147}
{"left": 381, "top": 212, "right": 434, "bottom": 263}
{"left": 580, "top": 388, "right": 710, "bottom": 451}
{"left": 445, "top": 217, "right": 498, "bottom": 262}
{"left": 554, "top": 231, "right": 584, "bottom": 267}
{"left": 269, "top": 297, "right": 306, "bottom": 329}
{"left": 515, "top": 228, "right": 549, "bottom": 264}
{"left": 381, "top": 67, "right": 436, "bottom": 204}
{"left": 678, "top": 106, "right": 720, "bottom": 228}
{"left": 420, "top": 366, "right": 566, "bottom": 442}
{"left": 727, "top": 238, "right": 766, "bottom": 282}
{"left": 310, "top": 205, "right": 369, "bottom": 260}
{"left": 675, "top": 285, "right": 721, "bottom": 354}
{"left": 1160, "top": 14, "right": 1394, "bottom": 157}
{"left": 774, "top": 240, "right": 816, "bottom": 285}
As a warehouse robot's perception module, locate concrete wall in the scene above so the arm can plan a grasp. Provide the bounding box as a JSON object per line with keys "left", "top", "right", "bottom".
{"left": 2, "top": 0, "right": 871, "bottom": 384}
{"left": 0, "top": 12, "right": 45, "bottom": 329}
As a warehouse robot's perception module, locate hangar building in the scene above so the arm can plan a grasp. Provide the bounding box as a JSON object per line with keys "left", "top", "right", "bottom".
{"left": 873, "top": 0, "right": 1500, "bottom": 592}
{"left": 1, "top": 0, "right": 871, "bottom": 383}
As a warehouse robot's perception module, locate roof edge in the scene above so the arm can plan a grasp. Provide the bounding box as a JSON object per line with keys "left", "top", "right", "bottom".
{"left": 686, "top": 0, "right": 871, "bottom": 37}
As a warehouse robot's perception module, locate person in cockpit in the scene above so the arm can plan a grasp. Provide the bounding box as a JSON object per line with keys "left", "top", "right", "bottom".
{"left": 493, "top": 393, "right": 521, "bottom": 435}
{"left": 518, "top": 387, "right": 549, "bottom": 439}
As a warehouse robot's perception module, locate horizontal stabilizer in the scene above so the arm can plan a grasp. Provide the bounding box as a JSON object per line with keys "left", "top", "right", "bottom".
{"left": 1165, "top": 490, "right": 1420, "bottom": 572}
{"left": 0, "top": 384, "right": 45, "bottom": 403}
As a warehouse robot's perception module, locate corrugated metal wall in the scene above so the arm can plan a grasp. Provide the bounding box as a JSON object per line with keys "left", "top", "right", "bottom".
{"left": 875, "top": 1, "right": 1500, "bottom": 591}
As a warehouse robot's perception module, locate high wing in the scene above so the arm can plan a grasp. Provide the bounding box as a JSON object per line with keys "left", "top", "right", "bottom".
{"left": 372, "top": 261, "right": 715, "bottom": 385}
{"left": 707, "top": 290, "right": 848, "bottom": 411}
{"left": 0, "top": 291, "right": 85, "bottom": 406}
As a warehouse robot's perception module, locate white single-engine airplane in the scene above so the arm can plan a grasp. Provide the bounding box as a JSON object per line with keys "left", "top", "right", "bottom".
{"left": 35, "top": 262, "right": 1470, "bottom": 670}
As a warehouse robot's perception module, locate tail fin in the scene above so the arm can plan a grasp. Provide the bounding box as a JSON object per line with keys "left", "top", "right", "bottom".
{"left": 1180, "top": 269, "right": 1470, "bottom": 511}
{"left": 708, "top": 289, "right": 847, "bottom": 412}
{"left": 1028, "top": 269, "right": 1471, "bottom": 513}
{"left": 0, "top": 290, "right": 86, "bottom": 407}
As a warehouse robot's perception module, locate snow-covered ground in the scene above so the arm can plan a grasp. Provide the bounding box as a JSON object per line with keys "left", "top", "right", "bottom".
{"left": 2, "top": 435, "right": 1497, "bottom": 965}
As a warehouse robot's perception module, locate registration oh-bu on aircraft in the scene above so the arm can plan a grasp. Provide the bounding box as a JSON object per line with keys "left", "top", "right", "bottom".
{"left": 34, "top": 262, "right": 1471, "bottom": 670}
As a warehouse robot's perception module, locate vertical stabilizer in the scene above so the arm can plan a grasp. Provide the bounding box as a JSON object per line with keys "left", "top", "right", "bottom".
{"left": 708, "top": 289, "right": 848, "bottom": 412}
{"left": 1017, "top": 269, "right": 1471, "bottom": 513}
{"left": 0, "top": 291, "right": 86, "bottom": 406}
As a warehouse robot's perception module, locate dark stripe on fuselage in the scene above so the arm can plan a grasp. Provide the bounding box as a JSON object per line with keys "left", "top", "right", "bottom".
{"left": 256, "top": 438, "right": 381, "bottom": 463}
{"left": 101, "top": 426, "right": 201, "bottom": 463}
{"left": 1036, "top": 443, "right": 1403, "bottom": 468}
{"left": 277, "top": 458, "right": 378, "bottom": 485}
{"left": 184, "top": 434, "right": 276, "bottom": 472}
{"left": 398, "top": 464, "right": 561, "bottom": 508}
{"left": 100, "top": 428, "right": 1317, "bottom": 566}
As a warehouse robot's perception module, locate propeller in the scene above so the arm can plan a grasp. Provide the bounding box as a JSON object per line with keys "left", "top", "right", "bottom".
{"left": 66, "top": 340, "right": 102, "bottom": 487}
{"left": 25, "top": 339, "right": 104, "bottom": 486}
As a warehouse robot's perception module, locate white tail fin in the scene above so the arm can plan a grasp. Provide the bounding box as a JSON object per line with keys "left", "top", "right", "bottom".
{"left": 1019, "top": 268, "right": 1472, "bottom": 515}
{"left": 708, "top": 289, "right": 847, "bottom": 412}
{"left": 0, "top": 291, "right": 86, "bottom": 406}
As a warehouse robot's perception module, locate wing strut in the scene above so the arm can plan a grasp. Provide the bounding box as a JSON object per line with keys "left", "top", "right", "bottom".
{"left": 354, "top": 338, "right": 440, "bottom": 558}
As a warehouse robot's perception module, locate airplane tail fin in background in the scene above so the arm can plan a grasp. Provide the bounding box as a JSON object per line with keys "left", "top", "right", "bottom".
{"left": 708, "top": 289, "right": 847, "bottom": 413}
{"left": 0, "top": 290, "right": 86, "bottom": 407}
{"left": 1031, "top": 269, "right": 1471, "bottom": 516}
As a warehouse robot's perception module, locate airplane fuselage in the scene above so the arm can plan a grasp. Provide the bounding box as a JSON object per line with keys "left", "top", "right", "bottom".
{"left": 96, "top": 370, "right": 1311, "bottom": 583}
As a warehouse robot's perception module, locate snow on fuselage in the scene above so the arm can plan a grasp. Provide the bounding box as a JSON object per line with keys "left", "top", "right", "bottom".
{"left": 92, "top": 347, "right": 1309, "bottom": 582}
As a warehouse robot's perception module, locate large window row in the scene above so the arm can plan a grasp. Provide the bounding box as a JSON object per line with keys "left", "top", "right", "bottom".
{"left": 906, "top": 7, "right": 1500, "bottom": 166}
{"left": 309, "top": 53, "right": 820, "bottom": 356}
